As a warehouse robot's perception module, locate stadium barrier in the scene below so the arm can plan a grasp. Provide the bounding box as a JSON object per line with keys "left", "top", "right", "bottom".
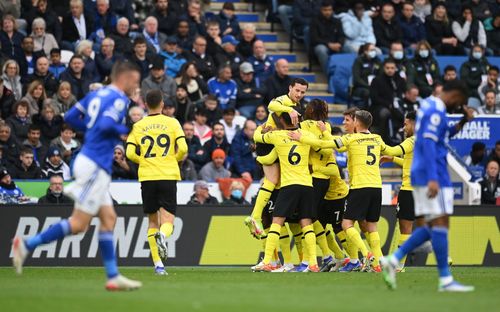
{"left": 1, "top": 205, "right": 499, "bottom": 267}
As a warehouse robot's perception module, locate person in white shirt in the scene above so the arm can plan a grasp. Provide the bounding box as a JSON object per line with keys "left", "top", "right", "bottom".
{"left": 219, "top": 107, "right": 245, "bottom": 143}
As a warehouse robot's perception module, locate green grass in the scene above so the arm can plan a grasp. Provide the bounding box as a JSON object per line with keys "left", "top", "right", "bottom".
{"left": 0, "top": 267, "right": 498, "bottom": 312}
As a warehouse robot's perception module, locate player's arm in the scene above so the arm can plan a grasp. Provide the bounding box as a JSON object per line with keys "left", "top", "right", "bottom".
{"left": 381, "top": 136, "right": 414, "bottom": 156}
{"left": 64, "top": 102, "right": 87, "bottom": 132}
{"left": 448, "top": 106, "right": 474, "bottom": 137}
{"left": 393, "top": 157, "right": 404, "bottom": 167}
{"left": 290, "top": 131, "right": 344, "bottom": 150}
{"left": 125, "top": 126, "right": 140, "bottom": 164}
{"left": 313, "top": 161, "right": 341, "bottom": 178}
{"left": 173, "top": 120, "right": 188, "bottom": 161}
{"left": 315, "top": 121, "right": 334, "bottom": 157}
{"left": 254, "top": 126, "right": 278, "bottom": 145}
{"left": 267, "top": 97, "right": 299, "bottom": 125}
{"left": 256, "top": 148, "right": 278, "bottom": 165}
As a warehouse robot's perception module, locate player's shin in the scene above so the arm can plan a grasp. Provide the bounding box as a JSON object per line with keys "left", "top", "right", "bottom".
{"left": 326, "top": 229, "right": 344, "bottom": 260}
{"left": 263, "top": 223, "right": 281, "bottom": 264}
{"left": 368, "top": 232, "right": 383, "bottom": 266}
{"left": 345, "top": 227, "right": 369, "bottom": 257}
{"left": 302, "top": 225, "right": 317, "bottom": 266}
{"left": 147, "top": 228, "right": 163, "bottom": 267}
{"left": 431, "top": 226, "right": 452, "bottom": 283}
{"left": 25, "top": 219, "right": 72, "bottom": 251}
{"left": 289, "top": 223, "right": 304, "bottom": 261}
{"left": 394, "top": 226, "right": 431, "bottom": 262}
{"left": 99, "top": 231, "right": 119, "bottom": 279}
{"left": 160, "top": 222, "right": 174, "bottom": 238}
{"left": 252, "top": 179, "right": 276, "bottom": 220}
{"left": 313, "top": 221, "right": 332, "bottom": 258}
{"left": 279, "top": 227, "right": 293, "bottom": 264}
{"left": 398, "top": 234, "right": 411, "bottom": 266}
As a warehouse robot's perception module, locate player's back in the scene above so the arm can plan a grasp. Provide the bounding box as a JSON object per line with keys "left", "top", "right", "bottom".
{"left": 129, "top": 114, "right": 184, "bottom": 182}
{"left": 324, "top": 154, "right": 349, "bottom": 200}
{"left": 78, "top": 86, "right": 129, "bottom": 173}
{"left": 411, "top": 96, "right": 451, "bottom": 187}
{"left": 399, "top": 136, "right": 415, "bottom": 191}
{"left": 300, "top": 120, "right": 332, "bottom": 179}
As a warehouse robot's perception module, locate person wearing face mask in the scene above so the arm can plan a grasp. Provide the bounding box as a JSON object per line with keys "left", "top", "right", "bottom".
{"left": 387, "top": 41, "right": 412, "bottom": 80}
{"left": 38, "top": 174, "right": 73, "bottom": 204}
{"left": 351, "top": 43, "right": 381, "bottom": 109}
{"left": 223, "top": 180, "right": 250, "bottom": 205}
{"left": 460, "top": 44, "right": 490, "bottom": 108}
{"left": 408, "top": 40, "right": 440, "bottom": 98}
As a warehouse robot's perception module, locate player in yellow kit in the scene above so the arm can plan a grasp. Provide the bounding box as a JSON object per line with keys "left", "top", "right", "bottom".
{"left": 125, "top": 89, "right": 188, "bottom": 275}
{"left": 245, "top": 78, "right": 309, "bottom": 237}
{"left": 253, "top": 112, "right": 320, "bottom": 272}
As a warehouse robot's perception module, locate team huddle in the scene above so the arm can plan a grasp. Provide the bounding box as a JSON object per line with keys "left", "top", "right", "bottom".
{"left": 10, "top": 61, "right": 474, "bottom": 292}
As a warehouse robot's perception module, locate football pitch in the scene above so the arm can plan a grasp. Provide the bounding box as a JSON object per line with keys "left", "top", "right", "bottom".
{"left": 0, "top": 267, "right": 499, "bottom": 312}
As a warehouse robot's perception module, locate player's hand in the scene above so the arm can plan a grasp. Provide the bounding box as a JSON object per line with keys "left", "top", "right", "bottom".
{"left": 463, "top": 106, "right": 475, "bottom": 121}
{"left": 317, "top": 121, "right": 327, "bottom": 133}
{"left": 261, "top": 125, "right": 273, "bottom": 134}
{"left": 427, "top": 180, "right": 439, "bottom": 199}
{"left": 288, "top": 109, "right": 300, "bottom": 126}
{"left": 379, "top": 155, "right": 393, "bottom": 164}
{"left": 288, "top": 131, "right": 302, "bottom": 141}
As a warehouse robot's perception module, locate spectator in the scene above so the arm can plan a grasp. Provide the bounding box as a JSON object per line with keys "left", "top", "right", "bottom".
{"left": 460, "top": 44, "right": 490, "bottom": 108}
{"left": 38, "top": 174, "right": 74, "bottom": 204}
{"left": 470, "top": 0, "right": 491, "bottom": 21}
{"left": 216, "top": 2, "right": 240, "bottom": 37}
{"left": 0, "top": 123, "right": 21, "bottom": 165}
{"left": 162, "top": 98, "right": 177, "bottom": 117}
{"left": 21, "top": 81, "right": 47, "bottom": 121}
{"left": 351, "top": 43, "right": 381, "bottom": 108}
{"left": 219, "top": 108, "right": 242, "bottom": 144}
{"left": 61, "top": 0, "right": 94, "bottom": 51}
{"left": 478, "top": 90, "right": 500, "bottom": 114}
{"left": 339, "top": 1, "right": 377, "bottom": 54}
{"left": 173, "top": 19, "right": 194, "bottom": 53}
{"left": 387, "top": 42, "right": 411, "bottom": 80}
{"left": 152, "top": 0, "right": 178, "bottom": 36}
{"left": 207, "top": 65, "right": 238, "bottom": 110}
{"left": 203, "top": 122, "right": 230, "bottom": 162}
{"left": 373, "top": 3, "right": 403, "bottom": 54}
{"left": 112, "top": 145, "right": 138, "bottom": 180}
{"left": 215, "top": 35, "right": 243, "bottom": 74}
{"left": 443, "top": 65, "right": 458, "bottom": 81}
{"left": 0, "top": 15, "right": 25, "bottom": 62}
{"left": 199, "top": 148, "right": 231, "bottom": 182}
{"left": 30, "top": 18, "right": 59, "bottom": 57}
{"left": 237, "top": 23, "right": 257, "bottom": 59}
{"left": 42, "top": 146, "right": 71, "bottom": 180}
{"left": 205, "top": 20, "right": 224, "bottom": 60}
{"left": 33, "top": 102, "right": 63, "bottom": 144}
{"left": 52, "top": 82, "right": 77, "bottom": 115}
{"left": 76, "top": 40, "right": 100, "bottom": 82}
{"left": 488, "top": 140, "right": 500, "bottom": 164}
{"left": 48, "top": 49, "right": 65, "bottom": 80}
{"left": 247, "top": 40, "right": 274, "bottom": 83}
{"left": 292, "top": 0, "right": 321, "bottom": 48}
{"left": 425, "top": 3, "right": 464, "bottom": 55}
{"left": 1, "top": 60, "right": 23, "bottom": 101}
{"left": 186, "top": 36, "right": 216, "bottom": 80}
{"left": 0, "top": 168, "right": 29, "bottom": 204}
{"left": 129, "top": 38, "right": 152, "bottom": 80}
{"left": 202, "top": 95, "right": 223, "bottom": 126}
{"left": 8, "top": 148, "right": 42, "bottom": 179}
{"left": 93, "top": 0, "right": 118, "bottom": 36}
{"left": 408, "top": 40, "right": 440, "bottom": 98}
{"left": 230, "top": 120, "right": 258, "bottom": 180}
{"left": 183, "top": 121, "right": 206, "bottom": 170}
{"left": 235, "top": 62, "right": 264, "bottom": 118}
{"left": 95, "top": 37, "right": 123, "bottom": 81}
{"left": 264, "top": 59, "right": 292, "bottom": 104}
{"left": 253, "top": 104, "right": 269, "bottom": 126}
{"left": 0, "top": 76, "right": 17, "bottom": 120}
{"left": 159, "top": 36, "right": 187, "bottom": 78}
{"left": 464, "top": 141, "right": 488, "bottom": 167}
{"left": 19, "top": 36, "right": 38, "bottom": 78}
{"left": 310, "top": 1, "right": 345, "bottom": 74}
{"left": 479, "top": 159, "right": 500, "bottom": 205}
{"left": 369, "top": 58, "right": 406, "bottom": 144}
{"left": 127, "top": 106, "right": 145, "bottom": 128}
{"left": 398, "top": 1, "right": 426, "bottom": 52}
{"left": 59, "top": 55, "right": 92, "bottom": 101}
{"left": 173, "top": 84, "right": 195, "bottom": 124}
{"left": 141, "top": 56, "right": 177, "bottom": 100}
{"left": 22, "top": 124, "right": 47, "bottom": 167}
{"left": 139, "top": 16, "right": 167, "bottom": 55}
{"left": 180, "top": 154, "right": 198, "bottom": 181}
{"left": 24, "top": 0, "right": 62, "bottom": 42}
{"left": 414, "top": 0, "right": 431, "bottom": 23}
{"left": 184, "top": 0, "right": 207, "bottom": 37}
{"left": 452, "top": 5, "right": 487, "bottom": 55}
{"left": 478, "top": 66, "right": 500, "bottom": 104}
{"left": 109, "top": 17, "right": 133, "bottom": 58}
{"left": 175, "top": 61, "right": 208, "bottom": 102}
{"left": 6, "top": 100, "right": 31, "bottom": 142}
{"left": 187, "top": 180, "right": 219, "bottom": 204}
{"left": 50, "top": 124, "right": 80, "bottom": 165}
{"left": 487, "top": 15, "right": 499, "bottom": 56}
{"left": 401, "top": 84, "right": 420, "bottom": 114}
{"left": 277, "top": 0, "right": 294, "bottom": 34}
{"left": 222, "top": 180, "right": 250, "bottom": 205}
{"left": 23, "top": 56, "right": 58, "bottom": 98}
{"left": 193, "top": 107, "right": 212, "bottom": 145}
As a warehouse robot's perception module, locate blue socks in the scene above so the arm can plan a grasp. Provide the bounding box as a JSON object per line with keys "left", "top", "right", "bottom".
{"left": 431, "top": 226, "right": 451, "bottom": 278}
{"left": 99, "top": 231, "right": 119, "bottom": 279}
{"left": 394, "top": 226, "right": 431, "bottom": 262}
{"left": 25, "top": 219, "right": 71, "bottom": 251}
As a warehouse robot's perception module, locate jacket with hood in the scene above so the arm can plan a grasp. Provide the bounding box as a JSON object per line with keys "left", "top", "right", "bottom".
{"left": 339, "top": 10, "right": 376, "bottom": 47}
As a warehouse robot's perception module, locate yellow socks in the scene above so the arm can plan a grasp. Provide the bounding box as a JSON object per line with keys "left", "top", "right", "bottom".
{"left": 364, "top": 231, "right": 371, "bottom": 245}
{"left": 263, "top": 223, "right": 281, "bottom": 264}
{"left": 302, "top": 224, "right": 317, "bottom": 266}
{"left": 160, "top": 222, "right": 174, "bottom": 238}
{"left": 368, "top": 232, "right": 382, "bottom": 266}
{"left": 289, "top": 223, "right": 303, "bottom": 262}
{"left": 279, "top": 226, "right": 292, "bottom": 264}
{"left": 251, "top": 178, "right": 276, "bottom": 220}
{"left": 147, "top": 228, "right": 162, "bottom": 266}
{"left": 346, "top": 227, "right": 369, "bottom": 257}
{"left": 326, "top": 229, "right": 344, "bottom": 260}
{"left": 313, "top": 221, "right": 332, "bottom": 258}
{"left": 337, "top": 230, "right": 359, "bottom": 260}
{"left": 398, "top": 234, "right": 411, "bottom": 266}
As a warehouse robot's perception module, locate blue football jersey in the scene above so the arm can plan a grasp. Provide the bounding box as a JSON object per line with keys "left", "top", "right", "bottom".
{"left": 411, "top": 96, "right": 454, "bottom": 187}
{"left": 65, "top": 85, "right": 130, "bottom": 174}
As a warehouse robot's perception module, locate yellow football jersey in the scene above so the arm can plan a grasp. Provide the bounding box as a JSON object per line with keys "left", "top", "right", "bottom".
{"left": 255, "top": 128, "right": 314, "bottom": 187}
{"left": 126, "top": 114, "right": 187, "bottom": 182}
{"left": 393, "top": 136, "right": 415, "bottom": 191}
{"left": 314, "top": 154, "right": 349, "bottom": 200}
{"left": 300, "top": 120, "right": 333, "bottom": 179}
{"left": 265, "top": 94, "right": 298, "bottom": 128}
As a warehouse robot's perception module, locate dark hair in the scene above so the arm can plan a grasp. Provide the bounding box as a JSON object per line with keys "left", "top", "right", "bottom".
{"left": 133, "top": 37, "right": 147, "bottom": 46}
{"left": 402, "top": 1, "right": 414, "bottom": 8}
{"left": 279, "top": 111, "right": 293, "bottom": 127}
{"left": 485, "top": 89, "right": 497, "bottom": 97}
{"left": 212, "top": 121, "right": 224, "bottom": 130}
{"left": 290, "top": 77, "right": 309, "bottom": 88}
{"left": 222, "top": 2, "right": 235, "bottom": 10}
{"left": 444, "top": 65, "right": 457, "bottom": 73}
{"left": 331, "top": 126, "right": 343, "bottom": 136}
{"left": 194, "top": 106, "right": 208, "bottom": 117}
{"left": 28, "top": 123, "right": 41, "bottom": 132}
{"left": 50, "top": 48, "right": 61, "bottom": 55}
{"left": 204, "top": 94, "right": 218, "bottom": 103}
{"left": 472, "top": 141, "right": 486, "bottom": 152}
{"left": 320, "top": 0, "right": 333, "bottom": 8}
{"left": 343, "top": 107, "right": 359, "bottom": 119}
{"left": 488, "top": 66, "right": 499, "bottom": 73}
{"left": 12, "top": 100, "right": 29, "bottom": 115}
{"left": 406, "top": 83, "right": 418, "bottom": 92}
{"left": 304, "top": 99, "right": 328, "bottom": 121}
{"left": 405, "top": 111, "right": 416, "bottom": 121}
{"left": 110, "top": 60, "right": 140, "bottom": 81}
{"left": 354, "top": 110, "right": 373, "bottom": 128}
{"left": 69, "top": 54, "right": 84, "bottom": 64}
{"left": 223, "top": 107, "right": 236, "bottom": 115}
{"left": 383, "top": 58, "right": 396, "bottom": 66}
{"left": 442, "top": 79, "right": 469, "bottom": 98}
{"left": 20, "top": 147, "right": 34, "bottom": 156}
{"left": 145, "top": 89, "right": 163, "bottom": 109}
{"left": 358, "top": 42, "right": 373, "bottom": 56}
{"left": 61, "top": 123, "right": 74, "bottom": 132}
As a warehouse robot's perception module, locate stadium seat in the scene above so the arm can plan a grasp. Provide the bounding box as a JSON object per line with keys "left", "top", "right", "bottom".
{"left": 60, "top": 50, "right": 74, "bottom": 66}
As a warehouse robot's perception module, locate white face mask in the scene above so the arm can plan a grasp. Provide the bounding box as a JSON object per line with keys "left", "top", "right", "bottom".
{"left": 393, "top": 51, "right": 404, "bottom": 60}
{"left": 472, "top": 51, "right": 482, "bottom": 60}
{"left": 367, "top": 50, "right": 377, "bottom": 59}
{"left": 419, "top": 49, "right": 429, "bottom": 58}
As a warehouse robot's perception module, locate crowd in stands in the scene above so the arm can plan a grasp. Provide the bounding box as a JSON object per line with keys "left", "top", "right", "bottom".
{"left": 0, "top": 0, "right": 499, "bottom": 205}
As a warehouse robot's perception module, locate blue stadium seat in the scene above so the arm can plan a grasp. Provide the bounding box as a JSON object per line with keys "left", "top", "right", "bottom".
{"left": 256, "top": 33, "right": 278, "bottom": 42}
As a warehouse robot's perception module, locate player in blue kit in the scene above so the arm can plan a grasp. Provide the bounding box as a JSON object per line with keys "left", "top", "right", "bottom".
{"left": 380, "top": 80, "right": 474, "bottom": 292}
{"left": 12, "top": 61, "right": 143, "bottom": 291}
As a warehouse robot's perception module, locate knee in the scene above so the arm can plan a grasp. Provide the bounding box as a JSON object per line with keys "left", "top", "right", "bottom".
{"left": 69, "top": 218, "right": 88, "bottom": 234}
{"left": 314, "top": 44, "right": 328, "bottom": 55}
{"left": 100, "top": 210, "right": 117, "bottom": 232}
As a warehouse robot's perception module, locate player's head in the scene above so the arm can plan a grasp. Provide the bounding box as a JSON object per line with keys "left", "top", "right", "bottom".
{"left": 288, "top": 78, "right": 308, "bottom": 103}
{"left": 145, "top": 89, "right": 164, "bottom": 112}
{"left": 441, "top": 79, "right": 469, "bottom": 111}
{"left": 486, "top": 159, "right": 499, "bottom": 180}
{"left": 353, "top": 110, "right": 372, "bottom": 130}
{"left": 343, "top": 107, "right": 359, "bottom": 133}
{"left": 304, "top": 99, "right": 328, "bottom": 121}
{"left": 279, "top": 111, "right": 296, "bottom": 129}
{"left": 404, "top": 111, "right": 416, "bottom": 138}
{"left": 110, "top": 60, "right": 141, "bottom": 96}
